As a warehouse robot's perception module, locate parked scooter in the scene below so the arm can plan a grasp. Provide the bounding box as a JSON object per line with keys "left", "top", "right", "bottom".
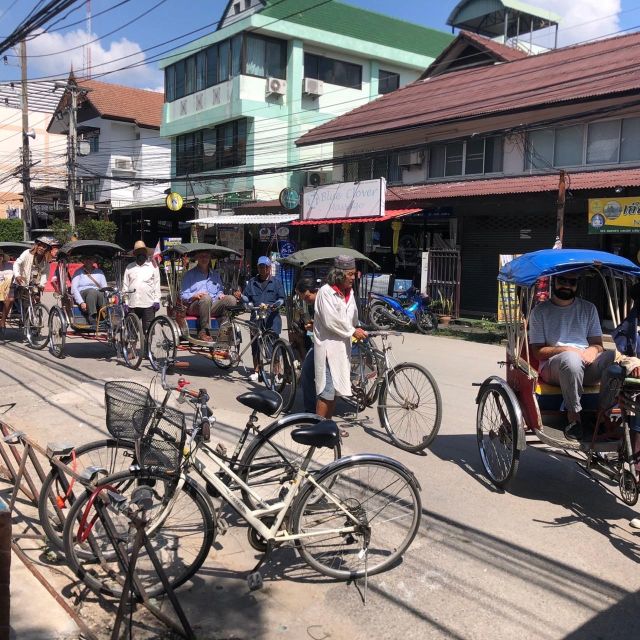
{"left": 368, "top": 286, "right": 438, "bottom": 334}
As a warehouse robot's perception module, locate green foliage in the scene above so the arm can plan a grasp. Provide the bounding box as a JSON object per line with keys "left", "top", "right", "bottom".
{"left": 77, "top": 219, "right": 117, "bottom": 243}
{"left": 51, "top": 219, "right": 74, "bottom": 245}
{"left": 0, "top": 218, "right": 24, "bottom": 242}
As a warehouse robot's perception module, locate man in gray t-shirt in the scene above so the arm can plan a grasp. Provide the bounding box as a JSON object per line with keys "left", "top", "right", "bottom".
{"left": 529, "top": 272, "right": 615, "bottom": 440}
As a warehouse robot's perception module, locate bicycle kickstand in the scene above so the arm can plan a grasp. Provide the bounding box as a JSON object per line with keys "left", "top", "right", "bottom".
{"left": 247, "top": 540, "right": 275, "bottom": 592}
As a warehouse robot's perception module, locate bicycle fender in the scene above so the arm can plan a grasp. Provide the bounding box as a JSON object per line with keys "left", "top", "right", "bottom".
{"left": 475, "top": 376, "right": 527, "bottom": 452}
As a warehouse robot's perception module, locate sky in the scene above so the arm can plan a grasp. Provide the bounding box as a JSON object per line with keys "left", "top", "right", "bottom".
{"left": 0, "top": 0, "right": 638, "bottom": 90}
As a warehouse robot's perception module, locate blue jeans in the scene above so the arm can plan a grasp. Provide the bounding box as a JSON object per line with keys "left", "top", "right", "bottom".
{"left": 301, "top": 348, "right": 316, "bottom": 412}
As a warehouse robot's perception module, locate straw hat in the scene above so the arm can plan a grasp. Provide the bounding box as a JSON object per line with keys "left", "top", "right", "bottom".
{"left": 133, "top": 240, "right": 150, "bottom": 255}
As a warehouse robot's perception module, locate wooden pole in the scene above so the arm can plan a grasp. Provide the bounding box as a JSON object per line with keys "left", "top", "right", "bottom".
{"left": 555, "top": 170, "right": 566, "bottom": 248}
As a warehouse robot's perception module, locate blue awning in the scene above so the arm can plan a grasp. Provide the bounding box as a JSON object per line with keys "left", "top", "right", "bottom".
{"left": 498, "top": 249, "right": 640, "bottom": 286}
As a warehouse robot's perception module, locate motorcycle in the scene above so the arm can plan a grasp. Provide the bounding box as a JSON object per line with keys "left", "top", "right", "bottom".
{"left": 368, "top": 286, "right": 438, "bottom": 334}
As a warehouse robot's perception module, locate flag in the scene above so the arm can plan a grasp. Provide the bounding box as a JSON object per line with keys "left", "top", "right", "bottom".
{"left": 152, "top": 240, "right": 162, "bottom": 267}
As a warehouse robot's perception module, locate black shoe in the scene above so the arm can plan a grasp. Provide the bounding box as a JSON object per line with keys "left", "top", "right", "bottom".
{"left": 564, "top": 421, "right": 583, "bottom": 441}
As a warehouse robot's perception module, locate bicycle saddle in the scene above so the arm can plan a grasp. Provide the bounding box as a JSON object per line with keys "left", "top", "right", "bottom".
{"left": 236, "top": 389, "right": 283, "bottom": 416}
{"left": 291, "top": 420, "right": 339, "bottom": 449}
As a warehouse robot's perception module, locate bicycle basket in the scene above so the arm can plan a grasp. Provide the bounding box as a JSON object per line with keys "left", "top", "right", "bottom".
{"left": 104, "top": 381, "right": 155, "bottom": 440}
{"left": 135, "top": 406, "right": 186, "bottom": 473}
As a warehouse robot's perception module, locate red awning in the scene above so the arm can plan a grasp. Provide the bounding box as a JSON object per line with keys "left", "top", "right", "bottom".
{"left": 291, "top": 208, "right": 421, "bottom": 226}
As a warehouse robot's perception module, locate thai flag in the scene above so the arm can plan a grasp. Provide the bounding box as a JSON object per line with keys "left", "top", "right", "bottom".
{"left": 152, "top": 240, "right": 162, "bottom": 267}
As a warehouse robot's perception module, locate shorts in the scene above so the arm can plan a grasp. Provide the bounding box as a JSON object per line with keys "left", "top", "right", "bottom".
{"left": 318, "top": 365, "right": 336, "bottom": 401}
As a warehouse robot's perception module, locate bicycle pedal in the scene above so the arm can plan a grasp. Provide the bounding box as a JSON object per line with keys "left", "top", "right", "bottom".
{"left": 247, "top": 571, "right": 263, "bottom": 591}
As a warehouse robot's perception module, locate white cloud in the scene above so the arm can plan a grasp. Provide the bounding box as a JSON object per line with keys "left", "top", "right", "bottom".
{"left": 26, "top": 28, "right": 162, "bottom": 88}
{"left": 531, "top": 0, "right": 621, "bottom": 47}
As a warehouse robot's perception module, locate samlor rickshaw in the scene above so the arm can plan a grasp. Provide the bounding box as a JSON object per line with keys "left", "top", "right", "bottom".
{"left": 0, "top": 241, "right": 49, "bottom": 348}
{"left": 47, "top": 240, "right": 144, "bottom": 368}
{"left": 476, "top": 249, "right": 640, "bottom": 508}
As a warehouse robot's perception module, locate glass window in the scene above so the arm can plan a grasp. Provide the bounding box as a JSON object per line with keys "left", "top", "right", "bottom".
{"left": 303, "top": 52, "right": 361, "bottom": 89}
{"left": 445, "top": 142, "right": 464, "bottom": 176}
{"left": 357, "top": 159, "right": 372, "bottom": 181}
{"left": 196, "top": 52, "right": 206, "bottom": 92}
{"left": 245, "top": 35, "right": 265, "bottom": 76}
{"left": 219, "top": 40, "right": 230, "bottom": 82}
{"left": 174, "top": 59, "right": 186, "bottom": 99}
{"left": 587, "top": 120, "right": 621, "bottom": 164}
{"left": 231, "top": 35, "right": 242, "bottom": 77}
{"left": 465, "top": 138, "right": 484, "bottom": 175}
{"left": 372, "top": 155, "right": 388, "bottom": 179}
{"left": 218, "top": 122, "right": 235, "bottom": 167}
{"left": 621, "top": 117, "right": 640, "bottom": 162}
{"left": 527, "top": 129, "right": 554, "bottom": 170}
{"left": 265, "top": 39, "right": 286, "bottom": 78}
{"left": 185, "top": 56, "right": 196, "bottom": 95}
{"left": 165, "top": 66, "right": 175, "bottom": 102}
{"left": 206, "top": 46, "right": 218, "bottom": 86}
{"left": 379, "top": 70, "right": 400, "bottom": 95}
{"left": 235, "top": 119, "right": 247, "bottom": 165}
{"left": 484, "top": 136, "right": 503, "bottom": 173}
{"left": 344, "top": 161, "right": 358, "bottom": 182}
{"left": 387, "top": 153, "right": 402, "bottom": 183}
{"left": 429, "top": 145, "right": 446, "bottom": 178}
{"left": 554, "top": 125, "right": 583, "bottom": 167}
{"left": 304, "top": 53, "right": 319, "bottom": 80}
{"left": 203, "top": 129, "right": 217, "bottom": 171}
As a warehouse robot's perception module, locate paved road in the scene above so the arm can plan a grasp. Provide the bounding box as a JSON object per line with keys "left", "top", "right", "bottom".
{"left": 1, "top": 317, "right": 640, "bottom": 639}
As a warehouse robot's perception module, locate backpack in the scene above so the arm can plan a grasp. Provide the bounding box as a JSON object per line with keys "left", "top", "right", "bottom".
{"left": 612, "top": 304, "right": 640, "bottom": 356}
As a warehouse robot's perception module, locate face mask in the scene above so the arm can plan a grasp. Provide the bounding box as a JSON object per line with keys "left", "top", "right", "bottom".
{"left": 136, "top": 254, "right": 147, "bottom": 265}
{"left": 553, "top": 286, "right": 576, "bottom": 300}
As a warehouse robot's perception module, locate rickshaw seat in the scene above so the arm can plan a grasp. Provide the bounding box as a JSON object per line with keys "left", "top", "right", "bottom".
{"left": 534, "top": 381, "right": 600, "bottom": 411}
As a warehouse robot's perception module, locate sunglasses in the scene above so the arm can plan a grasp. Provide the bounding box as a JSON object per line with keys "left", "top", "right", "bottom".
{"left": 556, "top": 276, "right": 578, "bottom": 286}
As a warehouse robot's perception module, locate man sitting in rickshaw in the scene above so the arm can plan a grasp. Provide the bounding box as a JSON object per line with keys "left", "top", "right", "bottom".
{"left": 529, "top": 272, "right": 616, "bottom": 441}
{"left": 70, "top": 255, "right": 108, "bottom": 325}
{"left": 180, "top": 249, "right": 240, "bottom": 342}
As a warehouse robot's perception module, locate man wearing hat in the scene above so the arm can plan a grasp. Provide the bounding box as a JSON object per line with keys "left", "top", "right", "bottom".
{"left": 123, "top": 240, "right": 161, "bottom": 333}
{"left": 70, "top": 254, "right": 108, "bottom": 325}
{"left": 180, "top": 249, "right": 240, "bottom": 342}
{"left": 242, "top": 256, "right": 285, "bottom": 381}
{"left": 313, "top": 254, "right": 367, "bottom": 420}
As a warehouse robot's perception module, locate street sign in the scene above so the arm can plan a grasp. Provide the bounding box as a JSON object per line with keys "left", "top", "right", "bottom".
{"left": 279, "top": 188, "right": 300, "bottom": 210}
{"left": 166, "top": 192, "right": 184, "bottom": 212}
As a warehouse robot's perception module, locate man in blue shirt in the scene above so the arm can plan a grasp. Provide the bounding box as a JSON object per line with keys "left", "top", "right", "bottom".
{"left": 180, "top": 250, "right": 240, "bottom": 342}
{"left": 242, "top": 256, "right": 285, "bottom": 381}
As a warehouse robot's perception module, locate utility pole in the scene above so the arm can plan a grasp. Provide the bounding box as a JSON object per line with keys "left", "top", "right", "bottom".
{"left": 19, "top": 39, "right": 32, "bottom": 241}
{"left": 555, "top": 170, "right": 566, "bottom": 249}
{"left": 68, "top": 85, "right": 78, "bottom": 231}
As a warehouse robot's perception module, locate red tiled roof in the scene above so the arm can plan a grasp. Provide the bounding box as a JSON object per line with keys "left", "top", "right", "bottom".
{"left": 79, "top": 79, "right": 163, "bottom": 129}
{"left": 292, "top": 208, "right": 421, "bottom": 225}
{"left": 385, "top": 169, "right": 640, "bottom": 203}
{"left": 297, "top": 31, "right": 640, "bottom": 147}
{"left": 461, "top": 31, "right": 529, "bottom": 62}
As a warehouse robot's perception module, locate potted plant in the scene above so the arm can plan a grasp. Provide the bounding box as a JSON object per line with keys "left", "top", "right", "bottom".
{"left": 435, "top": 294, "right": 453, "bottom": 326}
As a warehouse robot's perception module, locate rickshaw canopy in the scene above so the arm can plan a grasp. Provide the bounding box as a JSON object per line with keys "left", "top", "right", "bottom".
{"left": 58, "top": 240, "right": 125, "bottom": 258}
{"left": 498, "top": 249, "right": 640, "bottom": 287}
{"left": 163, "top": 243, "right": 240, "bottom": 259}
{"left": 277, "top": 247, "right": 380, "bottom": 269}
{"left": 0, "top": 241, "right": 31, "bottom": 255}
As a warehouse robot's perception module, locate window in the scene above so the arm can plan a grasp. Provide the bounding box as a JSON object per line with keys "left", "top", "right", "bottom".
{"left": 82, "top": 179, "right": 100, "bottom": 203}
{"left": 304, "top": 53, "right": 362, "bottom": 89}
{"left": 554, "top": 125, "right": 583, "bottom": 167}
{"left": 218, "top": 40, "right": 230, "bottom": 82}
{"left": 343, "top": 152, "right": 402, "bottom": 184}
{"left": 429, "top": 136, "right": 503, "bottom": 178}
{"left": 587, "top": 120, "right": 621, "bottom": 164}
{"left": 621, "top": 117, "right": 640, "bottom": 162}
{"left": 79, "top": 129, "right": 99, "bottom": 153}
{"left": 231, "top": 35, "right": 242, "bottom": 77}
{"left": 526, "top": 129, "right": 554, "bottom": 170}
{"left": 206, "top": 46, "right": 218, "bottom": 87}
{"left": 378, "top": 69, "right": 399, "bottom": 95}
{"left": 245, "top": 34, "right": 286, "bottom": 78}
{"left": 174, "top": 59, "right": 186, "bottom": 99}
{"left": 196, "top": 51, "right": 206, "bottom": 92}
{"left": 185, "top": 56, "right": 196, "bottom": 96}
{"left": 175, "top": 119, "right": 248, "bottom": 175}
{"left": 165, "top": 66, "right": 175, "bottom": 102}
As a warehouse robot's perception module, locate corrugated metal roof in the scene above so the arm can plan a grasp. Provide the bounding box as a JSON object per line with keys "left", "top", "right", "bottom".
{"left": 292, "top": 208, "right": 421, "bottom": 225}
{"left": 297, "top": 30, "right": 640, "bottom": 147}
{"left": 189, "top": 214, "right": 298, "bottom": 225}
{"left": 0, "top": 80, "right": 60, "bottom": 113}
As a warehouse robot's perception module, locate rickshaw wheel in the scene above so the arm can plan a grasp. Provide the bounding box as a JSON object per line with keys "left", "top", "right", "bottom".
{"left": 25, "top": 302, "right": 49, "bottom": 350}
{"left": 48, "top": 307, "right": 67, "bottom": 359}
{"left": 619, "top": 470, "right": 639, "bottom": 506}
{"left": 120, "top": 312, "right": 144, "bottom": 370}
{"left": 147, "top": 316, "right": 178, "bottom": 372}
{"left": 267, "top": 340, "right": 297, "bottom": 413}
{"left": 476, "top": 383, "right": 520, "bottom": 489}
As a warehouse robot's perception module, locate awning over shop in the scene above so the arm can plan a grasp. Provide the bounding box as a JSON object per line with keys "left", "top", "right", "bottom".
{"left": 188, "top": 214, "right": 298, "bottom": 225}
{"left": 291, "top": 208, "right": 421, "bottom": 226}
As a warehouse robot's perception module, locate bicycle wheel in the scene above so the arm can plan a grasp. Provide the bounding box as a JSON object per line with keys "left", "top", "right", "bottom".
{"left": 415, "top": 310, "right": 438, "bottom": 335}
{"left": 257, "top": 330, "right": 279, "bottom": 384}
{"left": 368, "top": 302, "right": 396, "bottom": 331}
{"left": 212, "top": 319, "right": 235, "bottom": 369}
{"left": 291, "top": 456, "right": 421, "bottom": 579}
{"left": 476, "top": 383, "right": 520, "bottom": 489}
{"left": 267, "top": 340, "right": 297, "bottom": 413}
{"left": 25, "top": 302, "right": 49, "bottom": 349}
{"left": 350, "top": 343, "right": 379, "bottom": 411}
{"left": 238, "top": 415, "right": 340, "bottom": 510}
{"left": 62, "top": 469, "right": 214, "bottom": 598}
{"left": 378, "top": 363, "right": 442, "bottom": 453}
{"left": 147, "top": 315, "right": 178, "bottom": 372}
{"left": 48, "top": 306, "right": 67, "bottom": 358}
{"left": 38, "top": 439, "right": 137, "bottom": 553}
{"left": 121, "top": 312, "right": 144, "bottom": 370}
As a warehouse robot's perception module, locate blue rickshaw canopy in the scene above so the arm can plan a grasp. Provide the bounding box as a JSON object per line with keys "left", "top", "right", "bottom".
{"left": 498, "top": 249, "right": 640, "bottom": 286}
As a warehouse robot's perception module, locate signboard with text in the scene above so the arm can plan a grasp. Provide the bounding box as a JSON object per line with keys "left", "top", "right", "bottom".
{"left": 302, "top": 178, "right": 385, "bottom": 221}
{"left": 588, "top": 197, "right": 640, "bottom": 233}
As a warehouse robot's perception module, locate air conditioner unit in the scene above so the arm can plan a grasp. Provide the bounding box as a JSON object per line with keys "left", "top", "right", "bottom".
{"left": 397, "top": 150, "right": 424, "bottom": 167}
{"left": 305, "top": 170, "right": 333, "bottom": 187}
{"left": 303, "top": 77, "right": 324, "bottom": 96}
{"left": 112, "top": 156, "right": 134, "bottom": 172}
{"left": 266, "top": 77, "right": 287, "bottom": 95}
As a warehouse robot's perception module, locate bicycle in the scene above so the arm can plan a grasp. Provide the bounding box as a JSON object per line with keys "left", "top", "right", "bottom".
{"left": 39, "top": 360, "right": 338, "bottom": 554}
{"left": 62, "top": 410, "right": 422, "bottom": 597}
{"left": 350, "top": 331, "right": 442, "bottom": 452}
{"left": 3, "top": 282, "right": 49, "bottom": 349}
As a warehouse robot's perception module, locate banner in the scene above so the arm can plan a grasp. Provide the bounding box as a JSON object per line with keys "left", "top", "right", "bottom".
{"left": 588, "top": 197, "right": 640, "bottom": 234}
{"left": 302, "top": 178, "right": 385, "bottom": 221}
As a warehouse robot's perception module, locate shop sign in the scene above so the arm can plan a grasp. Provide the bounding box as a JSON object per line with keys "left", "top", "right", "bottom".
{"left": 279, "top": 188, "right": 300, "bottom": 211}
{"left": 302, "top": 178, "right": 385, "bottom": 221}
{"left": 588, "top": 197, "right": 640, "bottom": 234}
{"left": 279, "top": 241, "right": 296, "bottom": 257}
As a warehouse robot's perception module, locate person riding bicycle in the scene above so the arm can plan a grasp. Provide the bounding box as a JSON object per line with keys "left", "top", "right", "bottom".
{"left": 71, "top": 255, "right": 108, "bottom": 326}
{"left": 180, "top": 249, "right": 240, "bottom": 343}
{"left": 242, "top": 256, "right": 285, "bottom": 381}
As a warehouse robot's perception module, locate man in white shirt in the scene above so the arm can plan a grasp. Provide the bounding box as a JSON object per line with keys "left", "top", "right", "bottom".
{"left": 123, "top": 240, "right": 161, "bottom": 333}
{"left": 70, "top": 255, "right": 108, "bottom": 324}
